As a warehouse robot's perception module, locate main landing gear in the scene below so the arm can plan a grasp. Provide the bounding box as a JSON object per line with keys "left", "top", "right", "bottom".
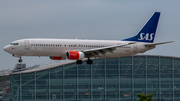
{"left": 86, "top": 59, "right": 93, "bottom": 64}
{"left": 76, "top": 58, "right": 93, "bottom": 65}
{"left": 76, "top": 60, "right": 82, "bottom": 64}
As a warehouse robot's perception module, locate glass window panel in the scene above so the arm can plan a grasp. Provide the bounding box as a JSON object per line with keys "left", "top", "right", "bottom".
{"left": 147, "top": 65, "right": 159, "bottom": 70}
{"left": 160, "top": 65, "right": 172, "bottom": 69}
{"left": 92, "top": 70, "right": 104, "bottom": 75}
{"left": 120, "top": 57, "right": 132, "bottom": 65}
{"left": 133, "top": 70, "right": 146, "bottom": 75}
{"left": 64, "top": 80, "right": 77, "bottom": 84}
{"left": 147, "top": 79, "right": 159, "bottom": 83}
{"left": 50, "top": 93, "right": 63, "bottom": 100}
{"left": 79, "top": 91, "right": 91, "bottom": 99}
{"left": 174, "top": 70, "right": 180, "bottom": 74}
{"left": 174, "top": 75, "right": 180, "bottom": 78}
{"left": 106, "top": 75, "right": 118, "bottom": 79}
{"left": 106, "top": 65, "right": 118, "bottom": 70}
{"left": 106, "top": 91, "right": 119, "bottom": 98}
{"left": 147, "top": 56, "right": 159, "bottom": 65}
{"left": 174, "top": 84, "right": 180, "bottom": 88}
{"left": 134, "top": 79, "right": 146, "bottom": 83}
{"left": 147, "top": 75, "right": 159, "bottom": 78}
{"left": 174, "top": 79, "right": 180, "bottom": 83}
{"left": 133, "top": 56, "right": 145, "bottom": 65}
{"left": 78, "top": 80, "right": 91, "bottom": 84}
{"left": 92, "top": 75, "right": 105, "bottom": 79}
{"left": 161, "top": 84, "right": 173, "bottom": 88}
{"left": 147, "top": 70, "right": 159, "bottom": 75}
{"left": 160, "top": 57, "right": 172, "bottom": 65}
{"left": 64, "top": 84, "right": 77, "bottom": 89}
{"left": 106, "top": 58, "right": 118, "bottom": 64}
{"left": 93, "top": 59, "right": 105, "bottom": 64}
{"left": 92, "top": 64, "right": 105, "bottom": 69}
{"left": 174, "top": 91, "right": 180, "bottom": 96}
{"left": 64, "top": 64, "right": 77, "bottom": 70}
{"left": 78, "top": 74, "right": 91, "bottom": 79}
{"left": 120, "top": 75, "right": 132, "bottom": 78}
{"left": 160, "top": 75, "right": 172, "bottom": 78}
{"left": 79, "top": 85, "right": 91, "bottom": 89}
{"left": 134, "top": 75, "right": 145, "bottom": 78}
{"left": 134, "top": 84, "right": 146, "bottom": 88}
{"left": 120, "top": 70, "right": 132, "bottom": 75}
{"left": 133, "top": 65, "right": 146, "bottom": 69}
{"left": 120, "top": 65, "right": 132, "bottom": 70}
{"left": 106, "top": 79, "right": 118, "bottom": 84}
{"left": 106, "top": 70, "right": 118, "bottom": 75}
{"left": 78, "top": 64, "right": 91, "bottom": 69}
{"left": 174, "top": 65, "right": 180, "bottom": 70}
{"left": 64, "top": 75, "right": 77, "bottom": 79}
{"left": 160, "top": 70, "right": 172, "bottom": 74}
{"left": 174, "top": 58, "right": 180, "bottom": 65}
{"left": 120, "top": 91, "right": 132, "bottom": 98}
{"left": 64, "top": 70, "right": 77, "bottom": 75}
{"left": 147, "top": 84, "right": 159, "bottom": 88}
{"left": 161, "top": 79, "right": 172, "bottom": 83}
{"left": 78, "top": 70, "right": 91, "bottom": 75}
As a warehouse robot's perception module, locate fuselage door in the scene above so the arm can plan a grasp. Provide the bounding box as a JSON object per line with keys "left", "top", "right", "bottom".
{"left": 24, "top": 40, "right": 30, "bottom": 50}
{"left": 78, "top": 44, "right": 81, "bottom": 49}
{"left": 74, "top": 44, "right": 77, "bottom": 49}
{"left": 133, "top": 43, "right": 137, "bottom": 52}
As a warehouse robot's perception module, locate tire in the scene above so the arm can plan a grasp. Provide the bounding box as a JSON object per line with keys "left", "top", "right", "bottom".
{"left": 86, "top": 59, "right": 93, "bottom": 64}
{"left": 18, "top": 59, "right": 22, "bottom": 63}
{"left": 76, "top": 60, "right": 82, "bottom": 64}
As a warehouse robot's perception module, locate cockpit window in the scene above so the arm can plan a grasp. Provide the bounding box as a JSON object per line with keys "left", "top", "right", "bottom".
{"left": 10, "top": 43, "right": 19, "bottom": 45}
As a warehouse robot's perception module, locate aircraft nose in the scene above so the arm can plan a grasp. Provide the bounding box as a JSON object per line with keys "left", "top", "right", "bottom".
{"left": 3, "top": 45, "right": 11, "bottom": 53}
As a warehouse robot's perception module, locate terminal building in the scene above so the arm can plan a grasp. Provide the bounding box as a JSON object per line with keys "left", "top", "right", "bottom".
{"left": 9, "top": 55, "right": 180, "bottom": 101}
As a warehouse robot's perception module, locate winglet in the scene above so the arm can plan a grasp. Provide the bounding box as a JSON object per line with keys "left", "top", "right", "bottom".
{"left": 122, "top": 12, "right": 161, "bottom": 43}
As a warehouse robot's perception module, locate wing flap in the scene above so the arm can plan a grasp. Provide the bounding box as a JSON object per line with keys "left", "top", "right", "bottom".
{"left": 83, "top": 42, "right": 134, "bottom": 57}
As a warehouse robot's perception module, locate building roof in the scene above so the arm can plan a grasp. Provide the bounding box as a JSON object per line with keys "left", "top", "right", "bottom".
{"left": 9, "top": 55, "right": 180, "bottom": 75}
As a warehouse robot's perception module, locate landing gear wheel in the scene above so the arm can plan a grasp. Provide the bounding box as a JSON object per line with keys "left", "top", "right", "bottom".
{"left": 86, "top": 59, "right": 93, "bottom": 64}
{"left": 18, "top": 58, "right": 22, "bottom": 63}
{"left": 76, "top": 60, "right": 82, "bottom": 64}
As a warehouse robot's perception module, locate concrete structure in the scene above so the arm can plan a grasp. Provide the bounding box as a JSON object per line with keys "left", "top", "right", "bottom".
{"left": 10, "top": 55, "right": 180, "bottom": 101}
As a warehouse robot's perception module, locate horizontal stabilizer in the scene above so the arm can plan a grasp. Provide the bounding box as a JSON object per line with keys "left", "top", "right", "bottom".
{"left": 145, "top": 41, "right": 174, "bottom": 46}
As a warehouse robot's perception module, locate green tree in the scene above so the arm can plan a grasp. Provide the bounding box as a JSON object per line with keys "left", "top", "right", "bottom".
{"left": 137, "top": 93, "right": 154, "bottom": 101}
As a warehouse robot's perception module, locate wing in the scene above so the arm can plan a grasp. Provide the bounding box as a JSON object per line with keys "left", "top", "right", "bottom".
{"left": 83, "top": 42, "right": 134, "bottom": 57}
{"left": 145, "top": 41, "right": 174, "bottom": 46}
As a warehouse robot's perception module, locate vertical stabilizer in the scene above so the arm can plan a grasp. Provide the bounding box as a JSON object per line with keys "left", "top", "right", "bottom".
{"left": 122, "top": 12, "right": 160, "bottom": 43}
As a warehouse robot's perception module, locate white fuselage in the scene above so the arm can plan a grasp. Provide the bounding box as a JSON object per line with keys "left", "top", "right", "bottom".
{"left": 3, "top": 38, "right": 155, "bottom": 59}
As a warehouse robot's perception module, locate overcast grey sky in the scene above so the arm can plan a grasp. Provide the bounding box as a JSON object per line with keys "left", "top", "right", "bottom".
{"left": 1, "top": 0, "right": 180, "bottom": 69}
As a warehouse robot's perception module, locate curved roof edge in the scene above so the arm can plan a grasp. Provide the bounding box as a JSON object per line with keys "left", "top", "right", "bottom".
{"left": 10, "top": 55, "right": 180, "bottom": 75}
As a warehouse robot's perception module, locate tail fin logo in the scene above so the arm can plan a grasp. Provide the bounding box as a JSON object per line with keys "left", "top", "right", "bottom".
{"left": 138, "top": 33, "right": 154, "bottom": 41}
{"left": 122, "top": 12, "right": 160, "bottom": 43}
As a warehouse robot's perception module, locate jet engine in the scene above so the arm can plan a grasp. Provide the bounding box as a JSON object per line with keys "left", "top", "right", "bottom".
{"left": 66, "top": 51, "right": 85, "bottom": 60}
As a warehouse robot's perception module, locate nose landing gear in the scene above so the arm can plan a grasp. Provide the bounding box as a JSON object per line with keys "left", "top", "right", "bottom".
{"left": 18, "top": 57, "right": 22, "bottom": 63}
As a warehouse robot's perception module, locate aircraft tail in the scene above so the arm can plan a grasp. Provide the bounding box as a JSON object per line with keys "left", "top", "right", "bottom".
{"left": 122, "top": 12, "right": 160, "bottom": 43}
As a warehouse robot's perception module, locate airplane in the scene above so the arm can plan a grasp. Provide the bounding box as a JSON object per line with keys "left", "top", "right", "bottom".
{"left": 3, "top": 12, "right": 173, "bottom": 65}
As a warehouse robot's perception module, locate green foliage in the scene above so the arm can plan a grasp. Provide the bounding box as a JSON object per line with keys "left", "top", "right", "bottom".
{"left": 137, "top": 93, "right": 154, "bottom": 101}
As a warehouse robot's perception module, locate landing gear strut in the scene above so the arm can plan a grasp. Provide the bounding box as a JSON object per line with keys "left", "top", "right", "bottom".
{"left": 18, "top": 57, "right": 22, "bottom": 63}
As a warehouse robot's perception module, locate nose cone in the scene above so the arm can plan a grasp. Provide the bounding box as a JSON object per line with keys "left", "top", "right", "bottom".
{"left": 3, "top": 45, "right": 11, "bottom": 53}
